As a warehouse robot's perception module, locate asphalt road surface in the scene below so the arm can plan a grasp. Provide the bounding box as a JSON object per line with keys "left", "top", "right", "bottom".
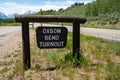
{"left": 80, "top": 27, "right": 120, "bottom": 41}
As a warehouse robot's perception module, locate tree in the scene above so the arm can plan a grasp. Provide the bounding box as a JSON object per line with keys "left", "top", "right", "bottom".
{"left": 58, "top": 8, "right": 64, "bottom": 12}
{"left": 39, "top": 9, "right": 43, "bottom": 15}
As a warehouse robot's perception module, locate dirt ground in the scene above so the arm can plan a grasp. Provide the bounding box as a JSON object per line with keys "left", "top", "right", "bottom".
{"left": 0, "top": 27, "right": 22, "bottom": 75}
{"left": 0, "top": 29, "right": 22, "bottom": 54}
{"left": 0, "top": 26, "right": 120, "bottom": 80}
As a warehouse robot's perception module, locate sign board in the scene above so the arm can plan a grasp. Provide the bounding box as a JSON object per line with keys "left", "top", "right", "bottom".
{"left": 36, "top": 26, "right": 68, "bottom": 48}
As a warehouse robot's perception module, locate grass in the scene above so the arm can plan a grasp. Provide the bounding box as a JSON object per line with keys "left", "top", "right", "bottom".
{"left": 80, "top": 34, "right": 120, "bottom": 80}
{"left": 42, "top": 51, "right": 63, "bottom": 65}
{"left": 0, "top": 67, "right": 9, "bottom": 73}
{"left": 82, "top": 21, "right": 120, "bottom": 30}
{"left": 0, "top": 46, "right": 23, "bottom": 80}
{"left": 59, "top": 53, "right": 90, "bottom": 68}
{"left": 7, "top": 59, "right": 23, "bottom": 80}
{"left": 106, "top": 62, "right": 120, "bottom": 80}
{"left": 46, "top": 21, "right": 120, "bottom": 30}
{"left": 1, "top": 29, "right": 120, "bottom": 80}
{"left": 0, "top": 60, "right": 14, "bottom": 66}
{"left": 0, "top": 22, "right": 20, "bottom": 26}
{"left": 29, "top": 31, "right": 120, "bottom": 80}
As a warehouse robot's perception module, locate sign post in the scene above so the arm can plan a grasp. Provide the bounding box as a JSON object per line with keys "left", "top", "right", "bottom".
{"left": 15, "top": 15, "right": 86, "bottom": 70}
{"left": 73, "top": 22, "right": 80, "bottom": 60}
{"left": 22, "top": 22, "right": 31, "bottom": 70}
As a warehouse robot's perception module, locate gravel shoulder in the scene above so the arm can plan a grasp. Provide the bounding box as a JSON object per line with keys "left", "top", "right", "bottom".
{"left": 0, "top": 26, "right": 21, "bottom": 57}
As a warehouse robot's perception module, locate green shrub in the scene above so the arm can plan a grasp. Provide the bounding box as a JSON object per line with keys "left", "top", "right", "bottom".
{"left": 35, "top": 64, "right": 41, "bottom": 71}
{"left": 61, "top": 53, "right": 90, "bottom": 68}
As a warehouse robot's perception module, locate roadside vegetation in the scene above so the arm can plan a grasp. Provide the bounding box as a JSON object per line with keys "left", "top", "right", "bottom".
{"left": 25, "top": 29, "right": 120, "bottom": 80}
{"left": 1, "top": 29, "right": 119, "bottom": 80}
{"left": 0, "top": 18, "right": 20, "bottom": 26}
{"left": 83, "top": 13, "right": 120, "bottom": 30}
{"left": 37, "top": 0, "right": 120, "bottom": 30}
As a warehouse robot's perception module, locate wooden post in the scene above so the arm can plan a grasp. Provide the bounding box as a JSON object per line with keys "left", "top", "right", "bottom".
{"left": 22, "top": 22, "right": 31, "bottom": 70}
{"left": 73, "top": 21, "right": 80, "bottom": 60}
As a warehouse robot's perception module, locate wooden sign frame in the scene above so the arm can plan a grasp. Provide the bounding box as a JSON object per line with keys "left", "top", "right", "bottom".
{"left": 15, "top": 15, "right": 86, "bottom": 70}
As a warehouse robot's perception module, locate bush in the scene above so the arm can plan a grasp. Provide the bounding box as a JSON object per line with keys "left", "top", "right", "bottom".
{"left": 61, "top": 53, "right": 90, "bottom": 68}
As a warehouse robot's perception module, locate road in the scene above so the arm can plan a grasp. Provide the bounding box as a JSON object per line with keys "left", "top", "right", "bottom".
{"left": 80, "top": 27, "right": 120, "bottom": 41}
{"left": 0, "top": 26, "right": 21, "bottom": 56}
{"left": 34, "top": 23, "right": 120, "bottom": 41}
{"left": 0, "top": 25, "right": 120, "bottom": 55}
